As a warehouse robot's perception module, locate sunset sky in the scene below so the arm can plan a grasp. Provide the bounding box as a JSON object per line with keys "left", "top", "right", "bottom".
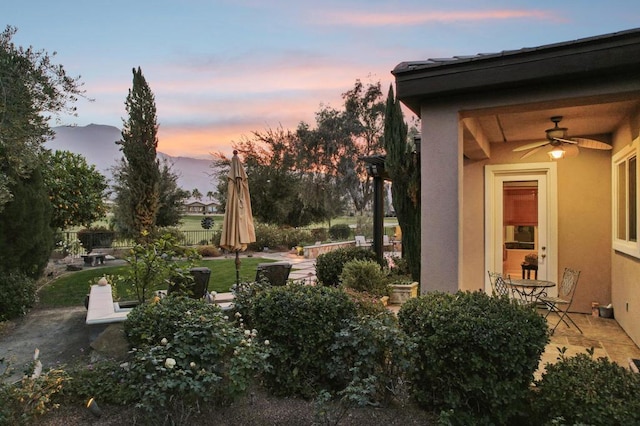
{"left": 5, "top": 1, "right": 640, "bottom": 158}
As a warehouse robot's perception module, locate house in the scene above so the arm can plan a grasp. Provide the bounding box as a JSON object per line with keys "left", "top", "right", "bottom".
{"left": 182, "top": 198, "right": 218, "bottom": 215}
{"left": 393, "top": 28, "right": 640, "bottom": 347}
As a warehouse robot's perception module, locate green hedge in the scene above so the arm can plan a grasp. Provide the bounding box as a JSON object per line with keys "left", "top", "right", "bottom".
{"left": 532, "top": 350, "right": 640, "bottom": 425}
{"left": 315, "top": 246, "right": 378, "bottom": 287}
{"left": 398, "top": 291, "right": 549, "bottom": 425}
{"left": 252, "top": 285, "right": 357, "bottom": 397}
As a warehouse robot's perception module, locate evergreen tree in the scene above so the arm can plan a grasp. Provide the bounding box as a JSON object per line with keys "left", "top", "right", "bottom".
{"left": 113, "top": 67, "right": 161, "bottom": 241}
{"left": 156, "top": 159, "right": 190, "bottom": 227}
{"left": 0, "top": 166, "right": 53, "bottom": 278}
{"left": 383, "top": 85, "right": 421, "bottom": 281}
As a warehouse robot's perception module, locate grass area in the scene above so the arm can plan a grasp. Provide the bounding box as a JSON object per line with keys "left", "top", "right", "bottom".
{"left": 38, "top": 257, "right": 274, "bottom": 308}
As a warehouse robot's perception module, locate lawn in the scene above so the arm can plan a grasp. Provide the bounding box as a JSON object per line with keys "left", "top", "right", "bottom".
{"left": 38, "top": 257, "right": 275, "bottom": 308}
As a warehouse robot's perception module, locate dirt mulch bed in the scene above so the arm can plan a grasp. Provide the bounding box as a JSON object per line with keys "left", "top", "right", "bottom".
{"left": 38, "top": 387, "right": 435, "bottom": 425}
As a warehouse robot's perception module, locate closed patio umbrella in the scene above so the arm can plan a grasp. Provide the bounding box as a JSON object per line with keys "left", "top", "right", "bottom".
{"left": 220, "top": 150, "right": 256, "bottom": 285}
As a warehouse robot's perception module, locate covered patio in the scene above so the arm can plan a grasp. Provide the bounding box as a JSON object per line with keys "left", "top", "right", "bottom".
{"left": 393, "top": 27, "right": 640, "bottom": 350}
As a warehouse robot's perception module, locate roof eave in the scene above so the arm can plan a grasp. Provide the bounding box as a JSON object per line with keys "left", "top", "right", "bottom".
{"left": 393, "top": 28, "right": 640, "bottom": 114}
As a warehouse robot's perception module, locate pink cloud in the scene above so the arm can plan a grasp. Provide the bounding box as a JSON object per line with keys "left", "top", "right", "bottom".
{"left": 318, "top": 9, "right": 562, "bottom": 26}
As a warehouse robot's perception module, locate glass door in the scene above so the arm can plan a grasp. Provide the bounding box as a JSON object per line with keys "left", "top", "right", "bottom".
{"left": 485, "top": 163, "right": 558, "bottom": 297}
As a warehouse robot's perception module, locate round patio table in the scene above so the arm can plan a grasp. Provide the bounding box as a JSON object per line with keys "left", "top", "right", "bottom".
{"left": 508, "top": 279, "right": 555, "bottom": 304}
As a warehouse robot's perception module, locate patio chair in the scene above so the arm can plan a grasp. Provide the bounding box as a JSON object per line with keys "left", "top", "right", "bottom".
{"left": 355, "top": 235, "right": 368, "bottom": 247}
{"left": 487, "top": 271, "right": 511, "bottom": 298}
{"left": 539, "top": 267, "right": 582, "bottom": 335}
{"left": 255, "top": 261, "right": 292, "bottom": 286}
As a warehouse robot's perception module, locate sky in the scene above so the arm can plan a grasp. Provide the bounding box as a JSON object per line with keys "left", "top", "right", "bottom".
{"left": 5, "top": 1, "right": 640, "bottom": 159}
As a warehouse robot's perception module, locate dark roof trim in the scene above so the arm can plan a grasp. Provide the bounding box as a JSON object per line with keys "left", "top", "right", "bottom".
{"left": 393, "top": 28, "right": 640, "bottom": 113}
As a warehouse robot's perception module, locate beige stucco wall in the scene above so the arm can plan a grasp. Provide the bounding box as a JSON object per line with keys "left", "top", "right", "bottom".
{"left": 461, "top": 139, "right": 611, "bottom": 313}
{"left": 610, "top": 112, "right": 640, "bottom": 347}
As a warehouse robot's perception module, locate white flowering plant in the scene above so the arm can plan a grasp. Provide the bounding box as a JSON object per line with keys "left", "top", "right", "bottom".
{"left": 123, "top": 296, "right": 269, "bottom": 417}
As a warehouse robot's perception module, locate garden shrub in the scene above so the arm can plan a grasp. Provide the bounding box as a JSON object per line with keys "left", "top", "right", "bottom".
{"left": 252, "top": 285, "right": 357, "bottom": 398}
{"left": 196, "top": 244, "right": 221, "bottom": 257}
{"left": 340, "top": 259, "right": 390, "bottom": 297}
{"left": 0, "top": 271, "right": 36, "bottom": 321}
{"left": 310, "top": 227, "right": 328, "bottom": 242}
{"left": 230, "top": 279, "right": 273, "bottom": 329}
{"left": 398, "top": 291, "right": 548, "bottom": 425}
{"left": 532, "top": 348, "right": 640, "bottom": 425}
{"left": 315, "top": 246, "right": 378, "bottom": 287}
{"left": 113, "top": 234, "right": 200, "bottom": 303}
{"left": 342, "top": 287, "right": 389, "bottom": 317}
{"left": 123, "top": 296, "right": 268, "bottom": 416}
{"left": 328, "top": 313, "right": 415, "bottom": 406}
{"left": 329, "top": 223, "right": 351, "bottom": 240}
{"left": 0, "top": 353, "right": 67, "bottom": 425}
{"left": 63, "top": 360, "right": 136, "bottom": 405}
{"left": 245, "top": 223, "right": 313, "bottom": 251}
{"left": 124, "top": 296, "right": 217, "bottom": 348}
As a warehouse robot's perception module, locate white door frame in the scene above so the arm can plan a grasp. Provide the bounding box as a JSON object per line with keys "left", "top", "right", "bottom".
{"left": 484, "top": 162, "right": 558, "bottom": 295}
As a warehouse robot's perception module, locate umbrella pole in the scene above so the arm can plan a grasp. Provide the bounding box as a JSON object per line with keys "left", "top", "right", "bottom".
{"left": 235, "top": 250, "right": 240, "bottom": 286}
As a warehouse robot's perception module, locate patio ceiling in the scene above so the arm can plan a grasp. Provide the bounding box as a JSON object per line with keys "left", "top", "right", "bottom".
{"left": 462, "top": 97, "right": 640, "bottom": 158}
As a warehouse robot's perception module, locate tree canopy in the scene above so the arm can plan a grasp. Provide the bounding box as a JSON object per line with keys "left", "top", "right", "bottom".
{"left": 0, "top": 25, "right": 84, "bottom": 211}
{"left": 44, "top": 150, "right": 108, "bottom": 230}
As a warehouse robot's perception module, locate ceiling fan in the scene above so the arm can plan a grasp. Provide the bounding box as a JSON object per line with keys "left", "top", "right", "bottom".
{"left": 512, "top": 116, "right": 612, "bottom": 159}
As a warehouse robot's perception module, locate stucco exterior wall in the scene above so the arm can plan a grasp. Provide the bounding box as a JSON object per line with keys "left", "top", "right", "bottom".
{"left": 611, "top": 113, "right": 640, "bottom": 347}
{"left": 419, "top": 105, "right": 461, "bottom": 294}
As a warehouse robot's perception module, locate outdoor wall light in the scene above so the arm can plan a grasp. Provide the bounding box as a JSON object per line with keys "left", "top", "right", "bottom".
{"left": 548, "top": 146, "right": 565, "bottom": 160}
{"left": 86, "top": 397, "right": 102, "bottom": 417}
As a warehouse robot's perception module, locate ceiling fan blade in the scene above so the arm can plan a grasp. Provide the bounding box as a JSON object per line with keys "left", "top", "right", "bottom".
{"left": 513, "top": 140, "right": 549, "bottom": 152}
{"left": 520, "top": 146, "right": 543, "bottom": 159}
{"left": 573, "top": 137, "right": 612, "bottom": 150}
{"left": 564, "top": 144, "right": 580, "bottom": 157}
{"left": 552, "top": 137, "right": 579, "bottom": 145}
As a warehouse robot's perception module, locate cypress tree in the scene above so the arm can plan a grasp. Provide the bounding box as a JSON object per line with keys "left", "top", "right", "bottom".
{"left": 0, "top": 166, "right": 53, "bottom": 278}
{"left": 114, "top": 67, "right": 161, "bottom": 241}
{"left": 383, "top": 85, "right": 421, "bottom": 281}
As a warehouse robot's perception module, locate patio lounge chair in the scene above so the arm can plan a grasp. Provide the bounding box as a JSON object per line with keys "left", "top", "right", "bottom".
{"left": 539, "top": 267, "right": 582, "bottom": 334}
{"left": 255, "top": 261, "right": 292, "bottom": 286}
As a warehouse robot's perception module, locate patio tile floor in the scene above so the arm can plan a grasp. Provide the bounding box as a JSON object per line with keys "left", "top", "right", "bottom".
{"left": 535, "top": 312, "right": 640, "bottom": 380}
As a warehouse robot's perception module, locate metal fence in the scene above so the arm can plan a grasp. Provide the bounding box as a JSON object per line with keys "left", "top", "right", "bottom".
{"left": 58, "top": 230, "right": 218, "bottom": 255}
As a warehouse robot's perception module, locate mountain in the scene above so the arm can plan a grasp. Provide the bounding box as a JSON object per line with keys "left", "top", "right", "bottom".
{"left": 47, "top": 124, "right": 217, "bottom": 193}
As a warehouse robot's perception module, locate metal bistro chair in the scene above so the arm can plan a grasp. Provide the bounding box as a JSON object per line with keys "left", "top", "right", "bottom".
{"left": 487, "top": 271, "right": 512, "bottom": 298}
{"left": 539, "top": 268, "right": 582, "bottom": 335}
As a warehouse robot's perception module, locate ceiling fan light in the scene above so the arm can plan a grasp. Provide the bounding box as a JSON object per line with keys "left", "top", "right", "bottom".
{"left": 548, "top": 146, "right": 565, "bottom": 160}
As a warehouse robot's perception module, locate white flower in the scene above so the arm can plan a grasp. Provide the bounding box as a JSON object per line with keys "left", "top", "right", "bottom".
{"left": 235, "top": 311, "right": 242, "bottom": 318}
{"left": 244, "top": 329, "right": 251, "bottom": 337}
{"left": 251, "top": 329, "right": 258, "bottom": 337}
{"left": 223, "top": 316, "right": 229, "bottom": 320}
{"left": 190, "top": 361, "right": 196, "bottom": 369}
{"left": 165, "top": 358, "right": 176, "bottom": 369}
{"left": 161, "top": 338, "right": 168, "bottom": 346}
{"left": 264, "top": 340, "right": 270, "bottom": 346}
